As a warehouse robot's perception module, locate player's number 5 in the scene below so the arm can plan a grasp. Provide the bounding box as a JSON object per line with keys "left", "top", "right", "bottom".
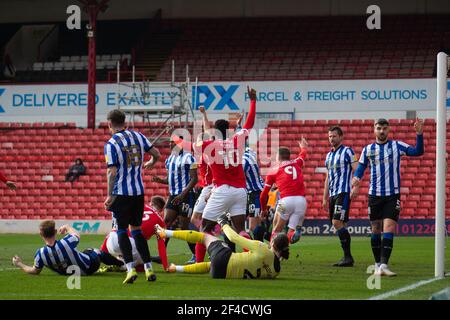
{"left": 284, "top": 166, "right": 297, "bottom": 180}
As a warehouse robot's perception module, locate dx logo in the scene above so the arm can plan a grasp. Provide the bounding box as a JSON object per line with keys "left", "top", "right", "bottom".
{"left": 193, "top": 85, "right": 240, "bottom": 111}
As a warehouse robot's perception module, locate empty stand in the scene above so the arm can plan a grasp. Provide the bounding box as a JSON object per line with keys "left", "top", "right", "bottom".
{"left": 155, "top": 15, "right": 448, "bottom": 81}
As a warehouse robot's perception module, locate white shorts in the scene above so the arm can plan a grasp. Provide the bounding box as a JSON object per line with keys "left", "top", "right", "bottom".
{"left": 202, "top": 184, "right": 247, "bottom": 221}
{"left": 276, "top": 196, "right": 307, "bottom": 230}
{"left": 193, "top": 184, "right": 213, "bottom": 214}
{"left": 106, "top": 231, "right": 143, "bottom": 265}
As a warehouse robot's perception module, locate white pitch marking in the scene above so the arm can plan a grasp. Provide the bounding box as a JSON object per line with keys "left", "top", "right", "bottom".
{"left": 368, "top": 272, "right": 450, "bottom": 300}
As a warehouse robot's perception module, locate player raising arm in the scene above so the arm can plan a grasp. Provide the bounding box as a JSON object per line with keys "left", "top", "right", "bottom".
{"left": 351, "top": 118, "right": 424, "bottom": 276}
{"left": 172, "top": 86, "right": 257, "bottom": 261}
{"left": 260, "top": 137, "right": 308, "bottom": 244}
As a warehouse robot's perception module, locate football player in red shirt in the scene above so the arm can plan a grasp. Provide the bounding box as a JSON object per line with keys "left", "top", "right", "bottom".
{"left": 260, "top": 137, "right": 309, "bottom": 244}
{"left": 100, "top": 196, "right": 168, "bottom": 271}
{"left": 172, "top": 86, "right": 257, "bottom": 257}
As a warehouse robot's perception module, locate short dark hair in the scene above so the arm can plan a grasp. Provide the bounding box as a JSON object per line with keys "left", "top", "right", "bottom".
{"left": 151, "top": 196, "right": 166, "bottom": 211}
{"left": 328, "top": 126, "right": 343, "bottom": 136}
{"left": 107, "top": 109, "right": 126, "bottom": 127}
{"left": 39, "top": 220, "right": 56, "bottom": 238}
{"left": 214, "top": 119, "right": 229, "bottom": 139}
{"left": 278, "top": 147, "right": 291, "bottom": 160}
{"left": 374, "top": 118, "right": 389, "bottom": 126}
{"left": 272, "top": 233, "right": 289, "bottom": 260}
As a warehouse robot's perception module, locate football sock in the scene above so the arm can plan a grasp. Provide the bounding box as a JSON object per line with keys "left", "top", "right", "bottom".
{"left": 99, "top": 251, "right": 124, "bottom": 266}
{"left": 195, "top": 242, "right": 207, "bottom": 262}
{"left": 172, "top": 230, "right": 205, "bottom": 243}
{"left": 188, "top": 242, "right": 196, "bottom": 255}
{"left": 380, "top": 232, "right": 394, "bottom": 265}
{"left": 144, "top": 262, "right": 153, "bottom": 272}
{"left": 223, "top": 233, "right": 236, "bottom": 252}
{"left": 131, "top": 229, "right": 152, "bottom": 264}
{"left": 125, "top": 262, "right": 135, "bottom": 273}
{"left": 371, "top": 233, "right": 382, "bottom": 263}
{"left": 117, "top": 229, "right": 133, "bottom": 264}
{"left": 337, "top": 227, "right": 352, "bottom": 258}
{"left": 164, "top": 229, "right": 174, "bottom": 238}
{"left": 178, "top": 262, "right": 211, "bottom": 274}
{"left": 252, "top": 225, "right": 265, "bottom": 241}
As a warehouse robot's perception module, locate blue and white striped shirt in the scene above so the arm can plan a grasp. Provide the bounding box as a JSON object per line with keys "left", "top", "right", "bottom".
{"left": 104, "top": 129, "right": 153, "bottom": 196}
{"left": 165, "top": 150, "right": 197, "bottom": 196}
{"left": 325, "top": 145, "right": 356, "bottom": 197}
{"left": 355, "top": 136, "right": 424, "bottom": 196}
{"left": 33, "top": 234, "right": 94, "bottom": 275}
{"left": 243, "top": 147, "right": 264, "bottom": 192}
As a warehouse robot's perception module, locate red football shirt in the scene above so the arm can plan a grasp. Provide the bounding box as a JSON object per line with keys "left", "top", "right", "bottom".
{"left": 260, "top": 149, "right": 307, "bottom": 212}
{"left": 174, "top": 99, "right": 256, "bottom": 189}
{"left": 140, "top": 205, "right": 166, "bottom": 239}
{"left": 195, "top": 129, "right": 248, "bottom": 188}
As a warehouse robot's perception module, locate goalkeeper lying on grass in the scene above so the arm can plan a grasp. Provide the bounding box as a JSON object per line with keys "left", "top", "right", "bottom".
{"left": 154, "top": 213, "right": 289, "bottom": 279}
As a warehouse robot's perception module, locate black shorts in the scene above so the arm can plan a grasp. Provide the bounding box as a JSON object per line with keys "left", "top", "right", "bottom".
{"left": 83, "top": 249, "right": 101, "bottom": 275}
{"left": 208, "top": 240, "right": 232, "bottom": 279}
{"left": 246, "top": 191, "right": 262, "bottom": 218}
{"left": 110, "top": 195, "right": 145, "bottom": 230}
{"left": 165, "top": 192, "right": 195, "bottom": 218}
{"left": 368, "top": 194, "right": 401, "bottom": 222}
{"left": 329, "top": 192, "right": 351, "bottom": 223}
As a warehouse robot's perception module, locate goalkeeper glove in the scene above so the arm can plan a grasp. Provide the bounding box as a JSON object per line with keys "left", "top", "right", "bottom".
{"left": 217, "top": 213, "right": 230, "bottom": 228}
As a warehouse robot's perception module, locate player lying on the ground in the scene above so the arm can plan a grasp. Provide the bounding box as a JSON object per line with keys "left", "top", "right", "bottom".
{"left": 12, "top": 220, "right": 102, "bottom": 276}
{"left": 99, "top": 196, "right": 169, "bottom": 272}
{"left": 154, "top": 213, "right": 289, "bottom": 279}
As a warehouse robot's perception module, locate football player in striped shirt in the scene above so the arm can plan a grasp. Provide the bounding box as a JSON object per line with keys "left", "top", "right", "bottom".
{"left": 323, "top": 126, "right": 358, "bottom": 267}
{"left": 104, "top": 109, "right": 161, "bottom": 284}
{"left": 351, "top": 118, "right": 424, "bottom": 276}
{"left": 152, "top": 135, "right": 198, "bottom": 261}
{"left": 243, "top": 145, "right": 265, "bottom": 241}
{"left": 12, "top": 220, "right": 101, "bottom": 276}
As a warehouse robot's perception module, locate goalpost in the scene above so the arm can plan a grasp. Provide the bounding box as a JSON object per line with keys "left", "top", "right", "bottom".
{"left": 435, "top": 52, "right": 447, "bottom": 278}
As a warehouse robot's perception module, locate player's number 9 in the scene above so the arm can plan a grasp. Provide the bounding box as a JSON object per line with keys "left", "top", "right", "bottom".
{"left": 284, "top": 166, "right": 297, "bottom": 180}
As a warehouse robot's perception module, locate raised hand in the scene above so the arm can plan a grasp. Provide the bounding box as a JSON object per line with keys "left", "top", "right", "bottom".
{"left": 414, "top": 117, "right": 423, "bottom": 134}
{"left": 247, "top": 86, "right": 256, "bottom": 101}
{"left": 299, "top": 136, "right": 308, "bottom": 149}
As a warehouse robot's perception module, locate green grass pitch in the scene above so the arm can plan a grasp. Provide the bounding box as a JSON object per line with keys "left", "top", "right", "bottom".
{"left": 0, "top": 234, "right": 449, "bottom": 300}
